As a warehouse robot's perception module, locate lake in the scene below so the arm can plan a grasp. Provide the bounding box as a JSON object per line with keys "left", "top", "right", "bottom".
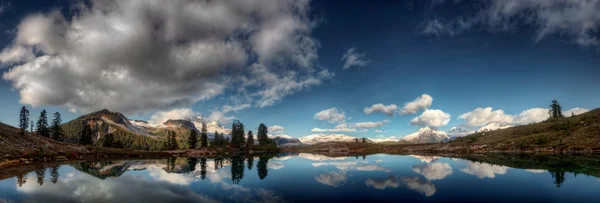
{"left": 0, "top": 153, "right": 599, "bottom": 202}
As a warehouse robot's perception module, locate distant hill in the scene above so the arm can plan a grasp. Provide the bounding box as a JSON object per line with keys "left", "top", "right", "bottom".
{"left": 449, "top": 108, "right": 600, "bottom": 151}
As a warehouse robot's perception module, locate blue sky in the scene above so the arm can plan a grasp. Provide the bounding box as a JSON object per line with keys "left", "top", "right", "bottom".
{"left": 0, "top": 0, "right": 599, "bottom": 139}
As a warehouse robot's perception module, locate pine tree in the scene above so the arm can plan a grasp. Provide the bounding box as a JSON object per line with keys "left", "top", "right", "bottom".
{"left": 188, "top": 129, "right": 198, "bottom": 149}
{"left": 549, "top": 100, "right": 564, "bottom": 119}
{"left": 214, "top": 131, "right": 221, "bottom": 146}
{"left": 50, "top": 112, "right": 63, "bottom": 141}
{"left": 231, "top": 120, "right": 245, "bottom": 146}
{"left": 247, "top": 130, "right": 254, "bottom": 145}
{"left": 200, "top": 123, "right": 208, "bottom": 147}
{"left": 257, "top": 123, "right": 268, "bottom": 145}
{"left": 36, "top": 109, "right": 50, "bottom": 137}
{"left": 362, "top": 137, "right": 366, "bottom": 143}
{"left": 169, "top": 130, "right": 178, "bottom": 150}
{"left": 19, "top": 106, "right": 29, "bottom": 134}
{"left": 355, "top": 138, "right": 359, "bottom": 143}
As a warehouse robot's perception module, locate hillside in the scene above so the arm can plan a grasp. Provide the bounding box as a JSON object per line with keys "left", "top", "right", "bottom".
{"left": 0, "top": 122, "right": 169, "bottom": 168}
{"left": 448, "top": 108, "right": 600, "bottom": 151}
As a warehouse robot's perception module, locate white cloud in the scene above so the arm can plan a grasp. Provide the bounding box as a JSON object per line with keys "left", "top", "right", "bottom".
{"left": 1, "top": 0, "right": 329, "bottom": 114}
{"left": 402, "top": 177, "right": 436, "bottom": 197}
{"left": 423, "top": 0, "right": 600, "bottom": 47}
{"left": 461, "top": 162, "right": 509, "bottom": 179}
{"left": 563, "top": 107, "right": 590, "bottom": 117}
{"left": 208, "top": 111, "right": 235, "bottom": 126}
{"left": 412, "top": 163, "right": 453, "bottom": 181}
{"left": 458, "top": 107, "right": 513, "bottom": 127}
{"left": 401, "top": 94, "right": 433, "bottom": 115}
{"left": 411, "top": 109, "right": 451, "bottom": 127}
{"left": 341, "top": 47, "right": 370, "bottom": 69}
{"left": 269, "top": 125, "right": 285, "bottom": 134}
{"left": 222, "top": 104, "right": 251, "bottom": 113}
{"left": 150, "top": 108, "right": 197, "bottom": 124}
{"left": 267, "top": 161, "right": 285, "bottom": 170}
{"left": 365, "top": 176, "right": 401, "bottom": 190}
{"left": 315, "top": 171, "right": 347, "bottom": 187}
{"left": 354, "top": 120, "right": 391, "bottom": 129}
{"left": 525, "top": 169, "right": 547, "bottom": 174}
{"left": 375, "top": 130, "right": 383, "bottom": 133}
{"left": 363, "top": 103, "right": 398, "bottom": 116}
{"left": 314, "top": 107, "right": 346, "bottom": 123}
{"left": 511, "top": 108, "right": 548, "bottom": 125}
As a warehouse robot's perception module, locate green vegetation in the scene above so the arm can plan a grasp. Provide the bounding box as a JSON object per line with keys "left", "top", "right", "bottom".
{"left": 36, "top": 109, "right": 50, "bottom": 138}
{"left": 200, "top": 123, "right": 208, "bottom": 147}
{"left": 50, "top": 112, "right": 64, "bottom": 141}
{"left": 19, "top": 106, "right": 29, "bottom": 134}
{"left": 188, "top": 129, "right": 197, "bottom": 149}
{"left": 247, "top": 131, "right": 254, "bottom": 145}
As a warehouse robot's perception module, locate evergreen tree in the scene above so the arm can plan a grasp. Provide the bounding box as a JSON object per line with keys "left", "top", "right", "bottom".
{"left": 200, "top": 123, "right": 208, "bottom": 147}
{"left": 231, "top": 120, "right": 245, "bottom": 146}
{"left": 362, "top": 137, "right": 366, "bottom": 143}
{"left": 355, "top": 138, "right": 359, "bottom": 143}
{"left": 36, "top": 109, "right": 50, "bottom": 137}
{"left": 168, "top": 130, "right": 178, "bottom": 150}
{"left": 30, "top": 121, "right": 34, "bottom": 134}
{"left": 200, "top": 158, "right": 207, "bottom": 180}
{"left": 79, "top": 124, "right": 94, "bottom": 145}
{"left": 231, "top": 156, "right": 245, "bottom": 184}
{"left": 35, "top": 168, "right": 46, "bottom": 186}
{"left": 17, "top": 174, "right": 27, "bottom": 187}
{"left": 103, "top": 133, "right": 115, "bottom": 147}
{"left": 257, "top": 123, "right": 268, "bottom": 145}
{"left": 571, "top": 111, "right": 575, "bottom": 117}
{"left": 247, "top": 130, "right": 254, "bottom": 145}
{"left": 19, "top": 106, "right": 29, "bottom": 134}
{"left": 247, "top": 156, "right": 254, "bottom": 170}
{"left": 257, "top": 156, "right": 269, "bottom": 180}
{"left": 549, "top": 100, "right": 564, "bottom": 119}
{"left": 50, "top": 112, "right": 63, "bottom": 140}
{"left": 50, "top": 166, "right": 60, "bottom": 184}
{"left": 214, "top": 131, "right": 221, "bottom": 146}
{"left": 187, "top": 157, "right": 197, "bottom": 172}
{"left": 188, "top": 129, "right": 198, "bottom": 149}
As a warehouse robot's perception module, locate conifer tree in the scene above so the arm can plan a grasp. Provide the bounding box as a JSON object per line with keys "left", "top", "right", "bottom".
{"left": 201, "top": 123, "right": 208, "bottom": 147}
{"left": 257, "top": 123, "right": 268, "bottom": 145}
{"left": 36, "top": 109, "right": 50, "bottom": 137}
{"left": 79, "top": 124, "right": 94, "bottom": 145}
{"left": 247, "top": 130, "right": 254, "bottom": 145}
{"left": 188, "top": 129, "right": 198, "bottom": 149}
{"left": 231, "top": 120, "right": 245, "bottom": 146}
{"left": 50, "top": 112, "right": 63, "bottom": 140}
{"left": 549, "top": 100, "right": 564, "bottom": 119}
{"left": 19, "top": 106, "right": 29, "bottom": 134}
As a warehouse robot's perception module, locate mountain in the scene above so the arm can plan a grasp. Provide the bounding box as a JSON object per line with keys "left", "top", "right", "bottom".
{"left": 298, "top": 133, "right": 372, "bottom": 144}
{"left": 400, "top": 127, "right": 449, "bottom": 144}
{"left": 61, "top": 109, "right": 164, "bottom": 150}
{"left": 268, "top": 134, "right": 306, "bottom": 148}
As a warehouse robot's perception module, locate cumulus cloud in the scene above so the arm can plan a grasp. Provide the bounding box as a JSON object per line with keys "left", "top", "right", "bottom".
{"left": 314, "top": 107, "right": 346, "bottom": 123}
{"left": 208, "top": 111, "right": 235, "bottom": 126}
{"left": 269, "top": 125, "right": 285, "bottom": 134}
{"left": 17, "top": 171, "right": 218, "bottom": 203}
{"left": 341, "top": 47, "right": 370, "bottom": 69}
{"left": 354, "top": 120, "right": 391, "bottom": 129}
{"left": 311, "top": 127, "right": 357, "bottom": 133}
{"left": 402, "top": 177, "right": 436, "bottom": 197}
{"left": 422, "top": 0, "right": 600, "bottom": 47}
{"left": 149, "top": 108, "right": 197, "bottom": 124}
{"left": 1, "top": 0, "right": 330, "bottom": 114}
{"left": 222, "top": 104, "right": 251, "bottom": 113}
{"left": 315, "top": 171, "right": 347, "bottom": 187}
{"left": 525, "top": 169, "right": 547, "bottom": 174}
{"left": 365, "top": 176, "right": 401, "bottom": 190}
{"left": 461, "top": 162, "right": 509, "bottom": 179}
{"left": 458, "top": 107, "right": 513, "bottom": 127}
{"left": 512, "top": 108, "right": 549, "bottom": 125}
{"left": 363, "top": 103, "right": 398, "bottom": 116}
{"left": 411, "top": 109, "right": 451, "bottom": 127}
{"left": 563, "top": 107, "right": 590, "bottom": 117}
{"left": 267, "top": 161, "right": 285, "bottom": 170}
{"left": 401, "top": 94, "right": 433, "bottom": 115}
{"left": 412, "top": 163, "right": 453, "bottom": 181}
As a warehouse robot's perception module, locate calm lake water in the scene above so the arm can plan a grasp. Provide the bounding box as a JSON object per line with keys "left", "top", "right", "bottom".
{"left": 0, "top": 153, "right": 599, "bottom": 202}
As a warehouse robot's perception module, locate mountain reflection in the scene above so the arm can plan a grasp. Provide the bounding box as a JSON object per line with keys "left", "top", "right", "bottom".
{"left": 1, "top": 154, "right": 599, "bottom": 202}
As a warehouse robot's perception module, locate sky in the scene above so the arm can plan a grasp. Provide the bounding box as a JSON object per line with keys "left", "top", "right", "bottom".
{"left": 0, "top": 0, "right": 599, "bottom": 140}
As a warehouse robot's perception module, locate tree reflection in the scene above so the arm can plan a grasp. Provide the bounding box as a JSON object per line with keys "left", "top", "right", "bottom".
{"left": 231, "top": 156, "right": 245, "bottom": 184}
{"left": 167, "top": 157, "right": 176, "bottom": 173}
{"left": 549, "top": 169, "right": 566, "bottom": 188}
{"left": 257, "top": 155, "right": 273, "bottom": 180}
{"left": 35, "top": 168, "right": 46, "bottom": 186}
{"left": 214, "top": 158, "right": 224, "bottom": 171}
{"left": 16, "top": 174, "right": 27, "bottom": 187}
{"left": 187, "top": 157, "right": 197, "bottom": 172}
{"left": 247, "top": 156, "right": 254, "bottom": 170}
{"left": 200, "top": 158, "right": 207, "bottom": 180}
{"left": 50, "top": 166, "right": 60, "bottom": 184}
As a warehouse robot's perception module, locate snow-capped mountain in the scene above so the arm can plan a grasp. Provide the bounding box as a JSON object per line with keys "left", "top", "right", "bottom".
{"left": 298, "top": 133, "right": 366, "bottom": 144}
{"left": 400, "top": 127, "right": 449, "bottom": 144}
{"left": 447, "top": 127, "right": 472, "bottom": 137}
{"left": 370, "top": 137, "right": 398, "bottom": 143}
{"left": 477, "top": 122, "right": 513, "bottom": 132}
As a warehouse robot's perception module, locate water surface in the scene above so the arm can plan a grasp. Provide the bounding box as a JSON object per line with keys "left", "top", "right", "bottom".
{"left": 0, "top": 153, "right": 599, "bottom": 202}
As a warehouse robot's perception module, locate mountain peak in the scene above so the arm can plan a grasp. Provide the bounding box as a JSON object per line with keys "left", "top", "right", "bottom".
{"left": 401, "top": 127, "right": 448, "bottom": 144}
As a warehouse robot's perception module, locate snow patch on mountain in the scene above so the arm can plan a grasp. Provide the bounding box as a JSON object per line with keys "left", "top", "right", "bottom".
{"left": 298, "top": 133, "right": 361, "bottom": 144}
{"left": 400, "top": 127, "right": 449, "bottom": 144}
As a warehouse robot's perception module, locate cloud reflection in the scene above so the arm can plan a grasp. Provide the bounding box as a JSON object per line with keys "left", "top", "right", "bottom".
{"left": 461, "top": 162, "right": 509, "bottom": 179}
{"left": 412, "top": 162, "right": 453, "bottom": 180}
{"left": 315, "top": 171, "right": 347, "bottom": 187}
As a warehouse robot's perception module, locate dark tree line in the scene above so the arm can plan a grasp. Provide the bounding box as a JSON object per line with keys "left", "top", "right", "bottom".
{"left": 549, "top": 100, "right": 564, "bottom": 119}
